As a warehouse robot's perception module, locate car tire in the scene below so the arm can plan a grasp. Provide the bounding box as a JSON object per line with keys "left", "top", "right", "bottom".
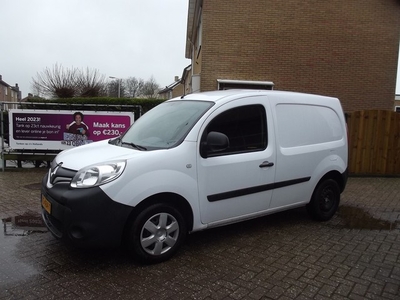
{"left": 127, "top": 203, "right": 187, "bottom": 264}
{"left": 307, "top": 179, "right": 340, "bottom": 221}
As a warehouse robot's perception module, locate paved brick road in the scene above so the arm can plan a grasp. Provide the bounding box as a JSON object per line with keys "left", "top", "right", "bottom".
{"left": 0, "top": 169, "right": 399, "bottom": 299}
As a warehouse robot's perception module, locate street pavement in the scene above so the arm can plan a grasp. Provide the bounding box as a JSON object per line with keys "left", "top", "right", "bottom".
{"left": 0, "top": 168, "right": 399, "bottom": 300}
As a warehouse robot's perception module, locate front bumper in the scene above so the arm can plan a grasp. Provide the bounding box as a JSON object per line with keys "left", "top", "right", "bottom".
{"left": 41, "top": 171, "right": 134, "bottom": 248}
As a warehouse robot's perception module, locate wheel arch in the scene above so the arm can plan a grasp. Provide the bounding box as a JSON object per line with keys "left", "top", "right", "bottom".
{"left": 123, "top": 192, "right": 194, "bottom": 241}
{"left": 316, "top": 170, "right": 347, "bottom": 194}
{"left": 307, "top": 172, "right": 342, "bottom": 221}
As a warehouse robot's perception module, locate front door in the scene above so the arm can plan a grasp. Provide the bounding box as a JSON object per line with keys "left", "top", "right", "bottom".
{"left": 197, "top": 97, "right": 276, "bottom": 225}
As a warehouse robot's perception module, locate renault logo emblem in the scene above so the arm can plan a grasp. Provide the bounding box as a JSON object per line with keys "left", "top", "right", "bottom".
{"left": 50, "top": 162, "right": 63, "bottom": 182}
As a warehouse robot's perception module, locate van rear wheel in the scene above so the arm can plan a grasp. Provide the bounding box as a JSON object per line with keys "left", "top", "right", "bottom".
{"left": 307, "top": 179, "right": 340, "bottom": 221}
{"left": 127, "top": 203, "right": 187, "bottom": 264}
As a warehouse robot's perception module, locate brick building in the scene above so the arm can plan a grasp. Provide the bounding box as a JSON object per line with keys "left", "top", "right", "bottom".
{"left": 183, "top": 0, "right": 400, "bottom": 112}
{"left": 395, "top": 94, "right": 400, "bottom": 111}
{"left": 0, "top": 75, "right": 21, "bottom": 106}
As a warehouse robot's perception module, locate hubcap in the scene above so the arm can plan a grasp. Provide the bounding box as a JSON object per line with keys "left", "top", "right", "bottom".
{"left": 320, "top": 188, "right": 334, "bottom": 211}
{"left": 155, "top": 229, "right": 167, "bottom": 241}
{"left": 140, "top": 212, "right": 179, "bottom": 256}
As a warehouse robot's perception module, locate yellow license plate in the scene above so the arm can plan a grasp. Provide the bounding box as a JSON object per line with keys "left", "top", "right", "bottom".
{"left": 42, "top": 194, "right": 51, "bottom": 214}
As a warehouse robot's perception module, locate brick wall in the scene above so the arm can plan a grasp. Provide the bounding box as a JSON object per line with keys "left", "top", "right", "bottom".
{"left": 200, "top": 0, "right": 400, "bottom": 112}
{"left": 0, "top": 85, "right": 5, "bottom": 102}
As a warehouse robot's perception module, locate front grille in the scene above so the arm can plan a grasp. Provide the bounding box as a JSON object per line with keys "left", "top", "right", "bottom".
{"left": 49, "top": 161, "right": 77, "bottom": 185}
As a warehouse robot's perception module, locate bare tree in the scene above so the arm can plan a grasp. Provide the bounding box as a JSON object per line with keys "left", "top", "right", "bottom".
{"left": 125, "top": 77, "right": 144, "bottom": 98}
{"left": 30, "top": 82, "right": 44, "bottom": 98}
{"left": 32, "top": 65, "right": 162, "bottom": 99}
{"left": 108, "top": 79, "right": 126, "bottom": 98}
{"left": 141, "top": 76, "right": 160, "bottom": 98}
{"left": 31, "top": 64, "right": 108, "bottom": 98}
{"left": 76, "top": 68, "right": 107, "bottom": 97}
{"left": 31, "top": 64, "right": 78, "bottom": 98}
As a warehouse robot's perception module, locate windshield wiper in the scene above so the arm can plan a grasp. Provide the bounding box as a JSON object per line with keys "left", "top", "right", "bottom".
{"left": 121, "top": 142, "right": 147, "bottom": 151}
{"left": 108, "top": 137, "right": 121, "bottom": 145}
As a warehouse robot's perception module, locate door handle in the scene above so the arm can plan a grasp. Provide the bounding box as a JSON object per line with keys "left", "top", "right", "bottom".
{"left": 259, "top": 161, "right": 274, "bottom": 168}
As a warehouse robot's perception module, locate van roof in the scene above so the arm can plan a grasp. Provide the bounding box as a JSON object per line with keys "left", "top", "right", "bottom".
{"left": 173, "top": 89, "right": 337, "bottom": 104}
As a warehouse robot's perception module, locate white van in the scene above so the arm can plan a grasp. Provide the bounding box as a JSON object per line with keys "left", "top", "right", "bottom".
{"left": 41, "top": 90, "right": 348, "bottom": 264}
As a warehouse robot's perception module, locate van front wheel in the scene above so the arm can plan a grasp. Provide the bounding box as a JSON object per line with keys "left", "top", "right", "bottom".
{"left": 307, "top": 179, "right": 340, "bottom": 221}
{"left": 127, "top": 203, "right": 187, "bottom": 264}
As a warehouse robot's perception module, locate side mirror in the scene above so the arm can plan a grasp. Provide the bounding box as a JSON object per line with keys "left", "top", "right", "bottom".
{"left": 201, "top": 131, "right": 229, "bottom": 158}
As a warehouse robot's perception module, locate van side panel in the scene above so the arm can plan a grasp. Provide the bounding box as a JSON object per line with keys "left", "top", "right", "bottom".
{"left": 269, "top": 95, "right": 348, "bottom": 208}
{"left": 275, "top": 104, "right": 344, "bottom": 148}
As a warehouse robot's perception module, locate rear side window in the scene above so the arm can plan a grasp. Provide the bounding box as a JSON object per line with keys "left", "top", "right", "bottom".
{"left": 276, "top": 104, "right": 343, "bottom": 148}
{"left": 205, "top": 104, "right": 267, "bottom": 155}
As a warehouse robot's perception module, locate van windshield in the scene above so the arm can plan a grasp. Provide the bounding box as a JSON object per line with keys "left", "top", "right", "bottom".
{"left": 119, "top": 100, "right": 213, "bottom": 150}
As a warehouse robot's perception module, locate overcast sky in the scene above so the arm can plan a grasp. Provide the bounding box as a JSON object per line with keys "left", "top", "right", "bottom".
{"left": 1, "top": 0, "right": 190, "bottom": 98}
{"left": 1, "top": 0, "right": 400, "bottom": 98}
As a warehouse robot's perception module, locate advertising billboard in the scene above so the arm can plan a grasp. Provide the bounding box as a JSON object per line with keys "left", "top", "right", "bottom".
{"left": 8, "top": 109, "right": 134, "bottom": 150}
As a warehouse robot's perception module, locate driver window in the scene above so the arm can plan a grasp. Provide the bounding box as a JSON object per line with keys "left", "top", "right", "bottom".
{"left": 205, "top": 104, "right": 267, "bottom": 156}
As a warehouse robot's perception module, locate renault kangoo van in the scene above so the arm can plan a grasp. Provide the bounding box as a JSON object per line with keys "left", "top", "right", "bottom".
{"left": 41, "top": 90, "right": 348, "bottom": 263}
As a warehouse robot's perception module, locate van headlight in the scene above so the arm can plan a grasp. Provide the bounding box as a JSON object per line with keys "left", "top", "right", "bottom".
{"left": 71, "top": 161, "right": 126, "bottom": 188}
